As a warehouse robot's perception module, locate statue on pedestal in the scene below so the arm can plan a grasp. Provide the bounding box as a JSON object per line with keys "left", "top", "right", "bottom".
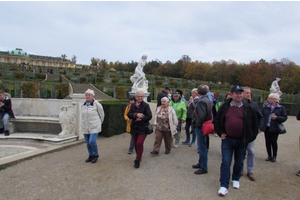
{"left": 270, "top": 78, "right": 282, "bottom": 96}
{"left": 130, "top": 55, "right": 148, "bottom": 92}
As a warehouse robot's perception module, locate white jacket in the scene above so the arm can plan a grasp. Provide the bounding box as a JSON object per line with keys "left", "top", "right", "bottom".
{"left": 154, "top": 106, "right": 178, "bottom": 136}
{"left": 81, "top": 100, "right": 105, "bottom": 134}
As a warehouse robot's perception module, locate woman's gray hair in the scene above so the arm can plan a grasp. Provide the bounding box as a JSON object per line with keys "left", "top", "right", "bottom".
{"left": 84, "top": 89, "right": 95, "bottom": 96}
{"left": 268, "top": 93, "right": 281, "bottom": 102}
{"left": 161, "top": 97, "right": 170, "bottom": 103}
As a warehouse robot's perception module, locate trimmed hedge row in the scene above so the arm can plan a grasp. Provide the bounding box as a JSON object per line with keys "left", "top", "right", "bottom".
{"left": 100, "top": 100, "right": 128, "bottom": 137}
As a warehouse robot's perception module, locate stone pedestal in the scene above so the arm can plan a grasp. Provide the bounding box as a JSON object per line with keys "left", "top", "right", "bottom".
{"left": 70, "top": 93, "right": 86, "bottom": 140}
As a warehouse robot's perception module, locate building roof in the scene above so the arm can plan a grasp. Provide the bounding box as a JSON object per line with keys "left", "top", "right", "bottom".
{"left": 10, "top": 48, "right": 29, "bottom": 56}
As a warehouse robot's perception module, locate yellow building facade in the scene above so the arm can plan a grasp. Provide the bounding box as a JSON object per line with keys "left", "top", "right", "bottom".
{"left": 0, "top": 48, "right": 75, "bottom": 68}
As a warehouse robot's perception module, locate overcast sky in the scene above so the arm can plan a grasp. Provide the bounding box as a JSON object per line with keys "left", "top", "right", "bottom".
{"left": 1, "top": 1, "right": 300, "bottom": 65}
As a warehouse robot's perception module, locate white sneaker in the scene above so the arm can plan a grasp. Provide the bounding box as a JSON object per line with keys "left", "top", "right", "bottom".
{"left": 174, "top": 144, "right": 179, "bottom": 148}
{"left": 218, "top": 187, "right": 228, "bottom": 196}
{"left": 233, "top": 180, "right": 240, "bottom": 189}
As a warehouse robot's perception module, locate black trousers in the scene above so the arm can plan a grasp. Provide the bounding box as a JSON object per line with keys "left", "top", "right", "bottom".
{"left": 264, "top": 127, "right": 279, "bottom": 158}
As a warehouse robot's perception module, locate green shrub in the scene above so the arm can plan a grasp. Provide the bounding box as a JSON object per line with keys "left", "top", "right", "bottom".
{"left": 100, "top": 100, "right": 127, "bottom": 137}
{"left": 156, "top": 80, "right": 162, "bottom": 86}
{"left": 73, "top": 72, "right": 80, "bottom": 75}
{"left": 112, "top": 78, "right": 119, "bottom": 83}
{"left": 21, "top": 82, "right": 39, "bottom": 98}
{"left": 64, "top": 75, "right": 70, "bottom": 80}
{"left": 115, "top": 86, "right": 126, "bottom": 99}
{"left": 86, "top": 73, "right": 93, "bottom": 77}
{"left": 36, "top": 73, "right": 46, "bottom": 80}
{"left": 14, "top": 72, "right": 25, "bottom": 80}
{"left": 55, "top": 83, "right": 69, "bottom": 99}
{"left": 104, "top": 89, "right": 114, "bottom": 97}
{"left": 96, "top": 77, "right": 104, "bottom": 83}
{"left": 9, "top": 68, "right": 18, "bottom": 71}
{"left": 80, "top": 76, "right": 87, "bottom": 83}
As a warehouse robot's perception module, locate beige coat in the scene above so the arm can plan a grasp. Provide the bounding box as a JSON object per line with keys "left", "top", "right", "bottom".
{"left": 81, "top": 100, "right": 105, "bottom": 134}
{"left": 154, "top": 106, "right": 178, "bottom": 136}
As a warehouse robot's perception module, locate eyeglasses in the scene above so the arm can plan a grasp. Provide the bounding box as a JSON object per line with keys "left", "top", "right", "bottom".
{"left": 137, "top": 96, "right": 144, "bottom": 98}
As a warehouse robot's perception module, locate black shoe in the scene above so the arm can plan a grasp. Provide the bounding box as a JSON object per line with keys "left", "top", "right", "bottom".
{"left": 271, "top": 157, "right": 276, "bottom": 162}
{"left": 165, "top": 151, "right": 170, "bottom": 154}
{"left": 91, "top": 155, "right": 99, "bottom": 163}
{"left": 0, "top": 128, "right": 4, "bottom": 134}
{"left": 4, "top": 130, "right": 9, "bottom": 136}
{"left": 265, "top": 157, "right": 271, "bottom": 161}
{"left": 192, "top": 163, "right": 201, "bottom": 169}
{"left": 134, "top": 159, "right": 140, "bottom": 168}
{"left": 150, "top": 151, "right": 159, "bottom": 155}
{"left": 85, "top": 156, "right": 93, "bottom": 162}
{"left": 194, "top": 168, "right": 208, "bottom": 175}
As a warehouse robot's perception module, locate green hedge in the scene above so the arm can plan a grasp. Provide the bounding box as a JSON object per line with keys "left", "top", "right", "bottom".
{"left": 100, "top": 100, "right": 128, "bottom": 137}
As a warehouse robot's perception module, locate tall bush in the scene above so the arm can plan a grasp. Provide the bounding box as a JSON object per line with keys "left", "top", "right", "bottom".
{"left": 21, "top": 82, "right": 39, "bottom": 98}
{"left": 115, "top": 86, "right": 126, "bottom": 99}
{"left": 100, "top": 100, "right": 127, "bottom": 137}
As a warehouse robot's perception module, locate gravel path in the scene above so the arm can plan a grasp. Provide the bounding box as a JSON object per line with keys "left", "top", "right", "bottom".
{"left": 0, "top": 116, "right": 299, "bottom": 199}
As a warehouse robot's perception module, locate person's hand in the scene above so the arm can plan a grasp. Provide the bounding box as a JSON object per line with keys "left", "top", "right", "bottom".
{"left": 127, "top": 118, "right": 130, "bottom": 122}
{"left": 271, "top": 114, "right": 277, "bottom": 120}
{"left": 181, "top": 120, "right": 185, "bottom": 123}
{"left": 221, "top": 133, "right": 226, "bottom": 139}
{"left": 137, "top": 113, "right": 144, "bottom": 119}
{"left": 0, "top": 102, "right": 3, "bottom": 106}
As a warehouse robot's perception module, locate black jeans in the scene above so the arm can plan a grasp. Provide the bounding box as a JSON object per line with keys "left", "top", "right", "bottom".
{"left": 264, "top": 127, "right": 279, "bottom": 158}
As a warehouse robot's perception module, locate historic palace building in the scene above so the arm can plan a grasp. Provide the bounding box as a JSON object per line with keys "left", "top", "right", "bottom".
{"left": 0, "top": 48, "right": 75, "bottom": 68}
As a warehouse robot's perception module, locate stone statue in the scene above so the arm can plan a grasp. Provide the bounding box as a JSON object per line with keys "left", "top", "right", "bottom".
{"left": 270, "top": 78, "right": 282, "bottom": 96}
{"left": 58, "top": 102, "right": 77, "bottom": 136}
{"left": 130, "top": 55, "right": 148, "bottom": 92}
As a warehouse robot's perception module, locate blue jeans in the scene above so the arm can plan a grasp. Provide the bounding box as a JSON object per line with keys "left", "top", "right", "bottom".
{"left": 185, "top": 118, "right": 192, "bottom": 142}
{"left": 84, "top": 133, "right": 99, "bottom": 157}
{"left": 0, "top": 113, "right": 10, "bottom": 131}
{"left": 220, "top": 137, "right": 245, "bottom": 189}
{"left": 195, "top": 127, "right": 208, "bottom": 171}
{"left": 129, "top": 135, "right": 134, "bottom": 152}
{"left": 244, "top": 141, "right": 255, "bottom": 173}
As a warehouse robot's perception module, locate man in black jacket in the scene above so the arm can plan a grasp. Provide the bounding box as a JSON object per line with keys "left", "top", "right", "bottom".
{"left": 242, "top": 87, "right": 264, "bottom": 181}
{"left": 0, "top": 90, "right": 15, "bottom": 136}
{"left": 156, "top": 87, "right": 170, "bottom": 107}
{"left": 191, "top": 85, "right": 211, "bottom": 175}
{"left": 215, "top": 86, "right": 258, "bottom": 196}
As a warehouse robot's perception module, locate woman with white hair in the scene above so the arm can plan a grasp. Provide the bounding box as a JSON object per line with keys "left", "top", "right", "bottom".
{"left": 127, "top": 91, "right": 152, "bottom": 168}
{"left": 261, "top": 93, "right": 287, "bottom": 162}
{"left": 151, "top": 97, "right": 178, "bottom": 155}
{"left": 81, "top": 89, "right": 105, "bottom": 164}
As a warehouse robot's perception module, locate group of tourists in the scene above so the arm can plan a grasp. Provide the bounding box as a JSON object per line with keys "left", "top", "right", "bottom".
{"left": 1, "top": 85, "right": 299, "bottom": 197}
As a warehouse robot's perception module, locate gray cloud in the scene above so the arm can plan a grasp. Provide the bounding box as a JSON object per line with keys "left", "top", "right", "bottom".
{"left": 1, "top": 1, "right": 300, "bottom": 65}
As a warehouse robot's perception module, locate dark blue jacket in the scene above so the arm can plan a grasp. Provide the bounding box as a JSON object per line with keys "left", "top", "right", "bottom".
{"left": 297, "top": 109, "right": 300, "bottom": 121}
{"left": 261, "top": 103, "right": 287, "bottom": 133}
{"left": 247, "top": 100, "right": 264, "bottom": 130}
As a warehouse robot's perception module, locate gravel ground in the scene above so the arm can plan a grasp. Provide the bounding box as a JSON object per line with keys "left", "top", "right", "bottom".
{"left": 0, "top": 115, "right": 300, "bottom": 199}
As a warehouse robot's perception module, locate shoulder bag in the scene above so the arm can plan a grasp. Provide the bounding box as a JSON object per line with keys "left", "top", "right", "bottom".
{"left": 194, "top": 101, "right": 215, "bottom": 136}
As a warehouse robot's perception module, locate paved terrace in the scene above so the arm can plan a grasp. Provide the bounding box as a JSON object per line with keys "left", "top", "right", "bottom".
{"left": 0, "top": 103, "right": 299, "bottom": 199}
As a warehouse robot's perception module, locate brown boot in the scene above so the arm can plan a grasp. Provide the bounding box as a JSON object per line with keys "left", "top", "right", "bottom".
{"left": 247, "top": 172, "right": 255, "bottom": 181}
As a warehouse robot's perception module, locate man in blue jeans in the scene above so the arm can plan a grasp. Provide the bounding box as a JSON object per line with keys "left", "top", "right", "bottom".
{"left": 0, "top": 90, "right": 15, "bottom": 136}
{"left": 191, "top": 85, "right": 212, "bottom": 175}
{"left": 214, "top": 85, "right": 258, "bottom": 196}
{"left": 242, "top": 87, "right": 264, "bottom": 181}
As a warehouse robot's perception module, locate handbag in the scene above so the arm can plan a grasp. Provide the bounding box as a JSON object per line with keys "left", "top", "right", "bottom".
{"left": 142, "top": 121, "right": 153, "bottom": 134}
{"left": 194, "top": 101, "right": 215, "bottom": 136}
{"left": 277, "top": 123, "right": 286, "bottom": 134}
{"left": 201, "top": 120, "right": 215, "bottom": 136}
